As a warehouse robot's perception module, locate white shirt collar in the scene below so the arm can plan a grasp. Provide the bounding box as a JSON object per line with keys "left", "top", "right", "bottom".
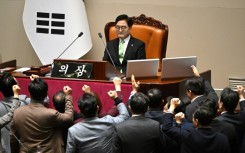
{"left": 120, "top": 35, "right": 130, "bottom": 44}
{"left": 119, "top": 35, "right": 131, "bottom": 55}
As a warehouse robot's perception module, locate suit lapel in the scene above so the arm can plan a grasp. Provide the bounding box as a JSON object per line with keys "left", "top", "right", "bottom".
{"left": 123, "top": 36, "right": 135, "bottom": 63}
{"left": 112, "top": 38, "right": 120, "bottom": 64}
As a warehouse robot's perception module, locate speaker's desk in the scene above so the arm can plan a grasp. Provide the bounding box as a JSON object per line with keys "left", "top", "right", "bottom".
{"left": 1, "top": 70, "right": 211, "bottom": 113}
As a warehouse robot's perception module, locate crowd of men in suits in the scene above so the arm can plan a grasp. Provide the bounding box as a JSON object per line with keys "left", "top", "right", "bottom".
{"left": 0, "top": 64, "right": 244, "bottom": 153}
{"left": 0, "top": 13, "right": 244, "bottom": 153}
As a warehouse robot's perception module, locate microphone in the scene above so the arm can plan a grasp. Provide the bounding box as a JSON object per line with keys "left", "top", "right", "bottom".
{"left": 47, "top": 32, "right": 83, "bottom": 77}
{"left": 56, "top": 32, "right": 83, "bottom": 59}
{"left": 98, "top": 32, "right": 117, "bottom": 71}
{"left": 78, "top": 31, "right": 83, "bottom": 37}
{"left": 98, "top": 33, "right": 126, "bottom": 79}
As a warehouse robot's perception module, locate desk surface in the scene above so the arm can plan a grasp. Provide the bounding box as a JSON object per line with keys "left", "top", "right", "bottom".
{"left": 0, "top": 70, "right": 211, "bottom": 113}
{"left": 12, "top": 71, "right": 193, "bottom": 84}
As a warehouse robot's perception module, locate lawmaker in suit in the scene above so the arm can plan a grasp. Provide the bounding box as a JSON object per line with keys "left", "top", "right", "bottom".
{"left": 10, "top": 76, "right": 73, "bottom": 153}
{"left": 52, "top": 90, "right": 82, "bottom": 151}
{"left": 66, "top": 82, "right": 129, "bottom": 153}
{"left": 0, "top": 72, "right": 49, "bottom": 153}
{"left": 163, "top": 99, "right": 230, "bottom": 153}
{"left": 102, "top": 14, "right": 146, "bottom": 74}
{"left": 239, "top": 86, "right": 245, "bottom": 153}
{"left": 184, "top": 66, "right": 218, "bottom": 122}
{"left": 112, "top": 92, "right": 166, "bottom": 153}
{"left": 200, "top": 98, "right": 239, "bottom": 153}
{"left": 216, "top": 86, "right": 245, "bottom": 153}
{"left": 0, "top": 85, "right": 21, "bottom": 153}
{"left": 146, "top": 89, "right": 191, "bottom": 153}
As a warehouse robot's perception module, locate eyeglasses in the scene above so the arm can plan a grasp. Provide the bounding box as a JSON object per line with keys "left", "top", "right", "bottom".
{"left": 115, "top": 26, "right": 128, "bottom": 31}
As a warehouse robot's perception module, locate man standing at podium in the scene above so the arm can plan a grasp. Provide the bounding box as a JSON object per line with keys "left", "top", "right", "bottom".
{"left": 103, "top": 14, "right": 146, "bottom": 74}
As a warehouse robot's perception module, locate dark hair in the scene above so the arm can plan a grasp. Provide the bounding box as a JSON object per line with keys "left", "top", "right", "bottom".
{"left": 193, "top": 106, "right": 214, "bottom": 126}
{"left": 78, "top": 93, "right": 99, "bottom": 118}
{"left": 200, "top": 98, "right": 218, "bottom": 118}
{"left": 147, "top": 88, "right": 163, "bottom": 108}
{"left": 0, "top": 72, "right": 18, "bottom": 97}
{"left": 220, "top": 87, "right": 239, "bottom": 113}
{"left": 53, "top": 90, "right": 66, "bottom": 113}
{"left": 115, "top": 14, "right": 133, "bottom": 27}
{"left": 130, "top": 92, "right": 149, "bottom": 114}
{"left": 185, "top": 77, "right": 205, "bottom": 95}
{"left": 28, "top": 78, "right": 48, "bottom": 101}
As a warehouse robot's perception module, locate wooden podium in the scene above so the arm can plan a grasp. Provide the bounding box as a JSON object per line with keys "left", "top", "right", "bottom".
{"left": 23, "top": 64, "right": 51, "bottom": 76}
{"left": 0, "top": 59, "right": 124, "bottom": 80}
{"left": 0, "top": 60, "right": 17, "bottom": 74}
{"left": 51, "top": 59, "right": 124, "bottom": 80}
{"left": 0, "top": 59, "right": 212, "bottom": 112}
{"left": 0, "top": 59, "right": 16, "bottom": 69}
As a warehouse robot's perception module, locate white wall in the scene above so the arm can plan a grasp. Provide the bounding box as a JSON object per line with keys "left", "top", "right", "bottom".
{"left": 0, "top": 0, "right": 245, "bottom": 88}
{"left": 0, "top": 0, "right": 40, "bottom": 66}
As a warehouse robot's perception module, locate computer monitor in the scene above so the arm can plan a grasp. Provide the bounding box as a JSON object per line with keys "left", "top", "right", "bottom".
{"left": 161, "top": 56, "right": 197, "bottom": 79}
{"left": 126, "top": 59, "right": 159, "bottom": 78}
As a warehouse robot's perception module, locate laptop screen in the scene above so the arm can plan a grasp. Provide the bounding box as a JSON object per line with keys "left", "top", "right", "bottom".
{"left": 126, "top": 59, "right": 159, "bottom": 78}
{"left": 161, "top": 56, "right": 197, "bottom": 79}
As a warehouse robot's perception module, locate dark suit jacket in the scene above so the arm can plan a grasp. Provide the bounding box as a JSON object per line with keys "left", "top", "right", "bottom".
{"left": 240, "top": 100, "right": 245, "bottom": 153}
{"left": 211, "top": 119, "right": 239, "bottom": 153}
{"left": 181, "top": 128, "right": 230, "bottom": 153}
{"left": 146, "top": 109, "right": 193, "bottom": 153}
{"left": 185, "top": 96, "right": 207, "bottom": 123}
{"left": 146, "top": 109, "right": 178, "bottom": 153}
{"left": 112, "top": 116, "right": 166, "bottom": 153}
{"left": 240, "top": 99, "right": 245, "bottom": 124}
{"left": 162, "top": 113, "right": 230, "bottom": 153}
{"left": 103, "top": 36, "right": 146, "bottom": 74}
{"left": 216, "top": 99, "right": 245, "bottom": 153}
{"left": 145, "top": 108, "right": 165, "bottom": 124}
{"left": 185, "top": 79, "right": 218, "bottom": 122}
{"left": 216, "top": 112, "right": 245, "bottom": 151}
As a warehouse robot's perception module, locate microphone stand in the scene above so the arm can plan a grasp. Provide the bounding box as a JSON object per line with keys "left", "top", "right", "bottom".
{"left": 47, "top": 32, "right": 83, "bottom": 77}
{"left": 98, "top": 33, "right": 117, "bottom": 69}
{"left": 98, "top": 33, "right": 124, "bottom": 79}
{"left": 56, "top": 32, "right": 83, "bottom": 59}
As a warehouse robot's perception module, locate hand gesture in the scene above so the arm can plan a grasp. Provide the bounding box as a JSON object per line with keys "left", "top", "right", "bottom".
{"left": 163, "top": 103, "right": 169, "bottom": 113}
{"left": 12, "top": 85, "right": 21, "bottom": 97}
{"left": 107, "top": 90, "right": 118, "bottom": 99}
{"left": 175, "top": 112, "right": 185, "bottom": 124}
{"left": 113, "top": 77, "right": 122, "bottom": 86}
{"left": 131, "top": 75, "right": 140, "bottom": 92}
{"left": 170, "top": 98, "right": 181, "bottom": 107}
{"left": 63, "top": 86, "right": 72, "bottom": 95}
{"left": 168, "top": 98, "right": 180, "bottom": 113}
{"left": 30, "top": 74, "right": 39, "bottom": 81}
{"left": 113, "top": 77, "right": 122, "bottom": 91}
{"left": 82, "top": 85, "right": 91, "bottom": 93}
{"left": 237, "top": 85, "right": 244, "bottom": 99}
{"left": 191, "top": 65, "right": 200, "bottom": 77}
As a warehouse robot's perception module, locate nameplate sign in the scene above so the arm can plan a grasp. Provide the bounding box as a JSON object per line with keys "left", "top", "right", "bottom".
{"left": 51, "top": 61, "right": 94, "bottom": 79}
